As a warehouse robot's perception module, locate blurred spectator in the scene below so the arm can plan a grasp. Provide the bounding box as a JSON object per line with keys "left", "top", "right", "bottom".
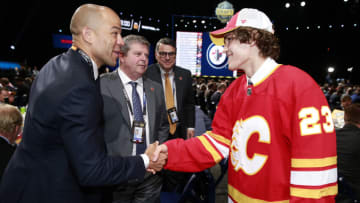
{"left": 32, "top": 66, "right": 40, "bottom": 77}
{"left": 336, "top": 103, "right": 360, "bottom": 202}
{"left": 0, "top": 104, "right": 23, "bottom": 182}
{"left": 341, "top": 95, "right": 352, "bottom": 109}
{"left": 329, "top": 87, "right": 343, "bottom": 110}
{"left": 351, "top": 87, "right": 360, "bottom": 103}
{"left": 0, "top": 88, "right": 9, "bottom": 104}
{"left": 208, "top": 82, "right": 227, "bottom": 119}
{"left": 194, "top": 106, "right": 212, "bottom": 137}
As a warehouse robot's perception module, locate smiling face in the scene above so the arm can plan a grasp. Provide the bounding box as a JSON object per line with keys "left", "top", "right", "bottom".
{"left": 155, "top": 43, "right": 176, "bottom": 72}
{"left": 91, "top": 9, "right": 123, "bottom": 67}
{"left": 223, "top": 32, "right": 252, "bottom": 71}
{"left": 119, "top": 42, "right": 149, "bottom": 81}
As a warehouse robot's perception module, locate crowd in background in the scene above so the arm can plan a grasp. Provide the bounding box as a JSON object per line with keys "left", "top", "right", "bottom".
{"left": 1, "top": 63, "right": 360, "bottom": 119}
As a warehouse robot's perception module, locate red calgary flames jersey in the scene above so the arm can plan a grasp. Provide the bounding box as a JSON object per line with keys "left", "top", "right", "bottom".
{"left": 164, "top": 61, "right": 337, "bottom": 203}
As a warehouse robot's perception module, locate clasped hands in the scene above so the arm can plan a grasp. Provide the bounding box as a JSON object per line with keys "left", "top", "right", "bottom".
{"left": 144, "top": 141, "right": 168, "bottom": 174}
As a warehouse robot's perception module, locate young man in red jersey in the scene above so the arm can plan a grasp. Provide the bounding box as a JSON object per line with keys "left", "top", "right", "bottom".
{"left": 153, "top": 8, "right": 337, "bottom": 203}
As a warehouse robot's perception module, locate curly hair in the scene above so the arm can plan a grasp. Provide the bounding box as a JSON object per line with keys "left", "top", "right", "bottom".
{"left": 232, "top": 26, "right": 280, "bottom": 60}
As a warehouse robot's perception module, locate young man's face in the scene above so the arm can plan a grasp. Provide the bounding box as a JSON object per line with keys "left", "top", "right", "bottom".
{"left": 223, "top": 32, "right": 252, "bottom": 71}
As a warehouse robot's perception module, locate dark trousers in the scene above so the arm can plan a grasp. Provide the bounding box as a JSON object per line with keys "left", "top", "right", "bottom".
{"left": 112, "top": 173, "right": 162, "bottom": 203}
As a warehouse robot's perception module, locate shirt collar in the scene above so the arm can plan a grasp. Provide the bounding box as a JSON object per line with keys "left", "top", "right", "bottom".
{"left": 0, "top": 135, "right": 11, "bottom": 145}
{"left": 158, "top": 64, "right": 174, "bottom": 76}
{"left": 247, "top": 57, "right": 279, "bottom": 87}
{"left": 117, "top": 69, "right": 143, "bottom": 87}
{"left": 91, "top": 59, "right": 98, "bottom": 80}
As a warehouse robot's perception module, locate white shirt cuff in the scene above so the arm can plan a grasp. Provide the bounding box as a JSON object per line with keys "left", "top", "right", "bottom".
{"left": 140, "top": 154, "right": 149, "bottom": 168}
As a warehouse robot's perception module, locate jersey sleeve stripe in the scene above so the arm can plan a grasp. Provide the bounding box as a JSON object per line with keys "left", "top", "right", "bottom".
{"left": 206, "top": 131, "right": 231, "bottom": 147}
{"left": 290, "top": 168, "right": 337, "bottom": 186}
{"left": 290, "top": 185, "right": 338, "bottom": 199}
{"left": 291, "top": 156, "right": 337, "bottom": 168}
{"left": 228, "top": 184, "right": 290, "bottom": 203}
{"left": 197, "top": 136, "right": 223, "bottom": 163}
{"left": 204, "top": 134, "right": 230, "bottom": 158}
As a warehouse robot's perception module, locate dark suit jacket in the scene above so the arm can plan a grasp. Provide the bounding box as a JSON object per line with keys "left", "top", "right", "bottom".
{"left": 0, "top": 49, "right": 145, "bottom": 203}
{"left": 145, "top": 64, "right": 195, "bottom": 139}
{"left": 336, "top": 123, "right": 360, "bottom": 201}
{"left": 0, "top": 137, "right": 16, "bottom": 182}
{"left": 100, "top": 71, "right": 169, "bottom": 156}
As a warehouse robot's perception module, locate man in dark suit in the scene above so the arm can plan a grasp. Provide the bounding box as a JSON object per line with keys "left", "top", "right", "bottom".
{"left": 145, "top": 37, "right": 195, "bottom": 193}
{"left": 100, "top": 35, "right": 169, "bottom": 203}
{"left": 145, "top": 37, "right": 195, "bottom": 140}
{"left": 0, "top": 4, "right": 164, "bottom": 203}
{"left": 336, "top": 103, "right": 360, "bottom": 202}
{"left": 0, "top": 104, "right": 22, "bottom": 182}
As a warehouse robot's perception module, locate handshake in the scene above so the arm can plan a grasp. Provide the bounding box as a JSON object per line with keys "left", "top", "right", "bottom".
{"left": 144, "top": 141, "right": 168, "bottom": 174}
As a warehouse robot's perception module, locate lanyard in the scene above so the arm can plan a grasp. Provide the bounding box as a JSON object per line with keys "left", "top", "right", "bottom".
{"left": 122, "top": 84, "right": 147, "bottom": 117}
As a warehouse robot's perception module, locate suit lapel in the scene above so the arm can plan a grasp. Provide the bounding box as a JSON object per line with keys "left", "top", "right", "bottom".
{"left": 173, "top": 67, "right": 182, "bottom": 110}
{"left": 107, "top": 72, "right": 131, "bottom": 127}
{"left": 143, "top": 78, "right": 156, "bottom": 143}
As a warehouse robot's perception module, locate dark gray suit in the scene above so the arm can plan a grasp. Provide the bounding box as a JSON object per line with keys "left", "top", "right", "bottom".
{"left": 145, "top": 63, "right": 195, "bottom": 193}
{"left": 100, "top": 70, "right": 169, "bottom": 203}
{"left": 145, "top": 63, "right": 195, "bottom": 140}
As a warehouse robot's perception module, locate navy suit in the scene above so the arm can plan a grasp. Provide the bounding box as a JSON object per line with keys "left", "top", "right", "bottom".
{"left": 0, "top": 49, "right": 145, "bottom": 203}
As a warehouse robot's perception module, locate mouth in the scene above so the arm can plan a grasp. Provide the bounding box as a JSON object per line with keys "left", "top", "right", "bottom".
{"left": 113, "top": 51, "right": 120, "bottom": 58}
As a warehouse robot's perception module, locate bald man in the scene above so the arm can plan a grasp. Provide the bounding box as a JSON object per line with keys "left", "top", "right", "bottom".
{"left": 0, "top": 4, "right": 165, "bottom": 203}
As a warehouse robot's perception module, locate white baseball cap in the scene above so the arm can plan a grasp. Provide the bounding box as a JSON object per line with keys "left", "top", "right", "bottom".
{"left": 210, "top": 8, "right": 274, "bottom": 46}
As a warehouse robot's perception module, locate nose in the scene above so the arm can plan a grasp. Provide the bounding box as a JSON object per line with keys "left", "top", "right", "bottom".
{"left": 117, "top": 34, "right": 124, "bottom": 46}
{"left": 223, "top": 46, "right": 228, "bottom": 54}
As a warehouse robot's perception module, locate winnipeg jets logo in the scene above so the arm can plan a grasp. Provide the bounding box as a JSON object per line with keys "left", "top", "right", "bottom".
{"left": 206, "top": 43, "right": 228, "bottom": 70}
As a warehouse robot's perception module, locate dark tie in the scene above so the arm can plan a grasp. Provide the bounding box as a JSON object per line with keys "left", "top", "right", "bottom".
{"left": 247, "top": 79, "right": 253, "bottom": 96}
{"left": 129, "top": 81, "right": 146, "bottom": 154}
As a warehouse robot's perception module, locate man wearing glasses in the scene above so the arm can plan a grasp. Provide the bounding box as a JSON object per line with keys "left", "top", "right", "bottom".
{"left": 145, "top": 37, "right": 195, "bottom": 193}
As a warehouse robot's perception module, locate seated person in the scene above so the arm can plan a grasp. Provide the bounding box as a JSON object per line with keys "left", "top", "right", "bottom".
{"left": 336, "top": 103, "right": 360, "bottom": 202}
{"left": 0, "top": 104, "right": 23, "bottom": 181}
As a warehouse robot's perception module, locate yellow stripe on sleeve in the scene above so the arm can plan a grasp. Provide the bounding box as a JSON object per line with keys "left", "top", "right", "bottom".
{"left": 291, "top": 156, "right": 337, "bottom": 168}
{"left": 206, "top": 131, "right": 231, "bottom": 146}
{"left": 197, "top": 136, "right": 223, "bottom": 163}
{"left": 290, "top": 185, "right": 338, "bottom": 199}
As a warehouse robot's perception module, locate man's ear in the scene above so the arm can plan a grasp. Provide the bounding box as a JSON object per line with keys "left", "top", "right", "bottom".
{"left": 82, "top": 26, "right": 94, "bottom": 44}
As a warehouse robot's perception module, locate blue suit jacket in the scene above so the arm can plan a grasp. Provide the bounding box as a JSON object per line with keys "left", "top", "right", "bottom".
{"left": 0, "top": 49, "right": 145, "bottom": 203}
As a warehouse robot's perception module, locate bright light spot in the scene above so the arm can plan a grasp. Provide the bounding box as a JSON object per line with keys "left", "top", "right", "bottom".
{"left": 347, "top": 67, "right": 353, "bottom": 72}
{"left": 58, "top": 29, "right": 62, "bottom": 33}
{"left": 285, "top": 2, "right": 290, "bottom": 8}
{"left": 328, "top": 67, "right": 335, "bottom": 73}
{"left": 10, "top": 45, "right": 15, "bottom": 50}
{"left": 300, "top": 1, "right": 306, "bottom": 7}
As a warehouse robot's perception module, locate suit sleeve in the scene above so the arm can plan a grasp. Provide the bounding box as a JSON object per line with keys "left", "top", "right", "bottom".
{"left": 289, "top": 76, "right": 337, "bottom": 202}
{"left": 59, "top": 83, "right": 146, "bottom": 186}
{"left": 183, "top": 70, "right": 195, "bottom": 129}
{"left": 157, "top": 85, "right": 170, "bottom": 144}
{"left": 164, "top": 83, "right": 234, "bottom": 172}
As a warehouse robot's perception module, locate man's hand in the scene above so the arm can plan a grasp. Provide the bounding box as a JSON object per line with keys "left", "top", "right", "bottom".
{"left": 145, "top": 141, "right": 159, "bottom": 160}
{"left": 152, "top": 144, "right": 168, "bottom": 162}
{"left": 187, "top": 128, "right": 195, "bottom": 139}
{"left": 145, "top": 141, "right": 168, "bottom": 174}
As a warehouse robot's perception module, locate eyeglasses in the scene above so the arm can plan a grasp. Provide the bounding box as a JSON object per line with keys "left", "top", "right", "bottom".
{"left": 158, "top": 51, "right": 176, "bottom": 58}
{"left": 224, "top": 35, "right": 237, "bottom": 46}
